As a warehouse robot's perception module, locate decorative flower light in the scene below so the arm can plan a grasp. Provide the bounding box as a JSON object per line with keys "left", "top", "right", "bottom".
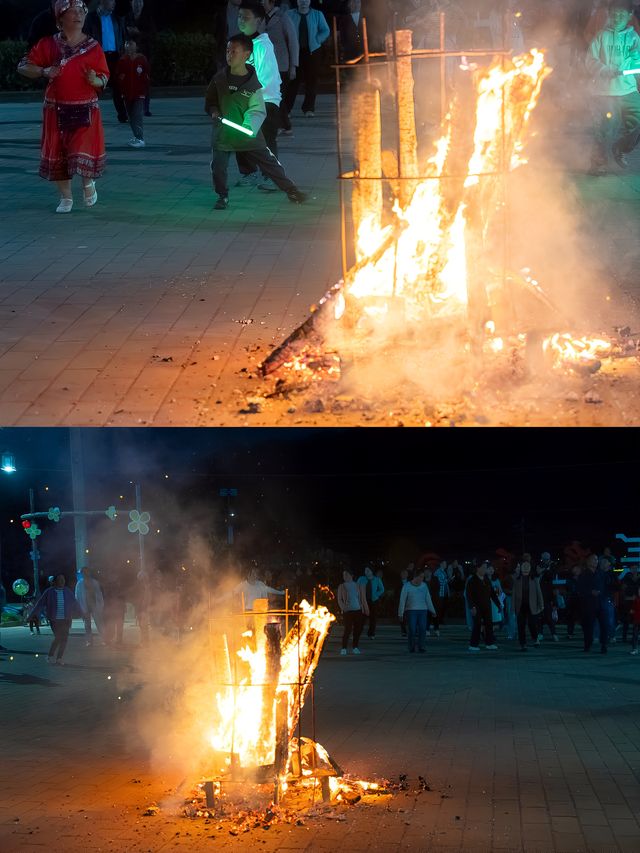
{"left": 128, "top": 510, "right": 150, "bottom": 535}
{"left": 47, "top": 507, "right": 61, "bottom": 522}
{"left": 25, "top": 523, "right": 41, "bottom": 540}
{"left": 12, "top": 578, "right": 29, "bottom": 597}
{"left": 105, "top": 506, "right": 117, "bottom": 520}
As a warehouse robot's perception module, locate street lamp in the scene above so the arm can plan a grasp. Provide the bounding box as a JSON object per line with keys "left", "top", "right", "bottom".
{"left": 1, "top": 452, "right": 16, "bottom": 474}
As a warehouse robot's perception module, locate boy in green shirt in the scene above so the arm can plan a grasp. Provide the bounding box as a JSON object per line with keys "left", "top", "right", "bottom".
{"left": 205, "top": 33, "right": 307, "bottom": 209}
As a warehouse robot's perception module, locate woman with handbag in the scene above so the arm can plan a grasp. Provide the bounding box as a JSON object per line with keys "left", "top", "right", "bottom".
{"left": 17, "top": 0, "right": 109, "bottom": 213}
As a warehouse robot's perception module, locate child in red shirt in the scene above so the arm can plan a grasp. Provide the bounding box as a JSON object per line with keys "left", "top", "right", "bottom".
{"left": 116, "top": 39, "right": 150, "bottom": 148}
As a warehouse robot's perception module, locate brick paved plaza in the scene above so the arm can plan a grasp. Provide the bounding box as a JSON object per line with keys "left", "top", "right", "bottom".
{"left": 1, "top": 620, "right": 639, "bottom": 853}
{"left": 3, "top": 95, "right": 640, "bottom": 426}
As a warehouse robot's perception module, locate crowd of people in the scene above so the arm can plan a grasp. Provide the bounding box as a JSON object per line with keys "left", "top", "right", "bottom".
{"left": 333, "top": 551, "right": 640, "bottom": 658}
{"left": 16, "top": 0, "right": 640, "bottom": 213}
{"left": 2, "top": 547, "right": 640, "bottom": 667}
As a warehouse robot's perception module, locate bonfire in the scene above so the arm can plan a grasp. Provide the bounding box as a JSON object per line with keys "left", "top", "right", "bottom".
{"left": 258, "top": 30, "right": 638, "bottom": 413}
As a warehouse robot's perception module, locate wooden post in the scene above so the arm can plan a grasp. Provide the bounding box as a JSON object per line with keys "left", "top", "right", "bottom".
{"left": 385, "top": 29, "right": 419, "bottom": 208}
{"left": 352, "top": 85, "right": 383, "bottom": 260}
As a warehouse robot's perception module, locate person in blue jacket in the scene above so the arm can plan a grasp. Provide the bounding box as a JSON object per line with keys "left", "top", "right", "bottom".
{"left": 577, "top": 554, "right": 609, "bottom": 654}
{"left": 357, "top": 566, "right": 384, "bottom": 638}
{"left": 30, "top": 574, "right": 82, "bottom": 665}
{"left": 285, "top": 0, "right": 330, "bottom": 117}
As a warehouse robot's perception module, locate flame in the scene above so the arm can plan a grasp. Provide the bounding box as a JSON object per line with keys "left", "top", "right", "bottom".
{"left": 208, "top": 600, "right": 334, "bottom": 770}
{"left": 337, "top": 51, "right": 550, "bottom": 326}
{"left": 542, "top": 333, "right": 611, "bottom": 366}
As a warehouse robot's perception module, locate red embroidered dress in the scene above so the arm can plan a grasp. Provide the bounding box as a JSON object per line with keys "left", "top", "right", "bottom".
{"left": 20, "top": 34, "right": 109, "bottom": 181}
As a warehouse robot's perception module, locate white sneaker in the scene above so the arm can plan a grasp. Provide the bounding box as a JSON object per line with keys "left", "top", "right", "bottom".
{"left": 340, "top": 648, "right": 347, "bottom": 656}
{"left": 128, "top": 138, "right": 145, "bottom": 148}
{"left": 486, "top": 644, "right": 498, "bottom": 650}
{"left": 630, "top": 649, "right": 638, "bottom": 655}
{"left": 352, "top": 647, "right": 361, "bottom": 655}
{"left": 468, "top": 646, "right": 480, "bottom": 652}
{"left": 56, "top": 197, "right": 73, "bottom": 214}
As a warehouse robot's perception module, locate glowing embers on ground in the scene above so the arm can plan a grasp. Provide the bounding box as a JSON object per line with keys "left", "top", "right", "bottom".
{"left": 261, "top": 47, "right": 553, "bottom": 383}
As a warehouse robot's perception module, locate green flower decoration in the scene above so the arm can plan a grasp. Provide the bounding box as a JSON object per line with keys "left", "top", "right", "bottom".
{"left": 128, "top": 510, "right": 150, "bottom": 535}
{"left": 25, "top": 523, "right": 41, "bottom": 540}
{"left": 105, "top": 506, "right": 117, "bottom": 520}
{"left": 47, "top": 507, "right": 61, "bottom": 522}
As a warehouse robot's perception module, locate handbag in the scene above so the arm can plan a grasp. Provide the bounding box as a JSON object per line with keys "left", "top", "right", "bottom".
{"left": 56, "top": 103, "right": 92, "bottom": 132}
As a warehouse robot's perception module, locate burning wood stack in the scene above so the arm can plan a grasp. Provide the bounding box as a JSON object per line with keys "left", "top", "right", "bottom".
{"left": 260, "top": 29, "right": 572, "bottom": 385}
{"left": 206, "top": 599, "right": 341, "bottom": 805}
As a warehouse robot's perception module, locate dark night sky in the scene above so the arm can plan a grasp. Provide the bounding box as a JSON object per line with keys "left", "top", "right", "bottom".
{"left": 0, "top": 428, "right": 638, "bottom": 593}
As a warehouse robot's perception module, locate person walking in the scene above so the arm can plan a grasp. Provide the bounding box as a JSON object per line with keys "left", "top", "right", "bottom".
{"left": 74, "top": 567, "right": 104, "bottom": 646}
{"left": 577, "top": 554, "right": 609, "bottom": 653}
{"left": 398, "top": 569, "right": 436, "bottom": 653}
{"left": 262, "top": 0, "right": 299, "bottom": 134}
{"left": 237, "top": 2, "right": 285, "bottom": 191}
{"left": 397, "top": 566, "right": 410, "bottom": 636}
{"left": 29, "top": 574, "right": 81, "bottom": 665}
{"left": 466, "top": 562, "right": 502, "bottom": 652}
{"left": 586, "top": 0, "right": 640, "bottom": 174}
{"left": 84, "top": 0, "right": 128, "bottom": 122}
{"left": 0, "top": 576, "right": 7, "bottom": 652}
{"left": 125, "top": 0, "right": 155, "bottom": 115}
{"left": 116, "top": 38, "right": 150, "bottom": 147}
{"left": 205, "top": 33, "right": 307, "bottom": 209}
{"left": 487, "top": 563, "right": 505, "bottom": 634}
{"left": 431, "top": 560, "right": 450, "bottom": 636}
{"left": 285, "top": 0, "right": 330, "bottom": 118}
{"left": 337, "top": 569, "right": 368, "bottom": 655}
{"left": 17, "top": 0, "right": 109, "bottom": 213}
{"left": 357, "top": 566, "right": 384, "bottom": 638}
{"left": 512, "top": 562, "right": 544, "bottom": 651}
{"left": 629, "top": 587, "right": 640, "bottom": 654}
{"left": 621, "top": 564, "right": 640, "bottom": 642}
{"left": 534, "top": 553, "right": 559, "bottom": 642}
{"left": 565, "top": 563, "right": 583, "bottom": 639}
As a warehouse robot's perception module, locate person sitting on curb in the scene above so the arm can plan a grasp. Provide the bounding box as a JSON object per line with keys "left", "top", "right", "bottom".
{"left": 204, "top": 33, "right": 307, "bottom": 210}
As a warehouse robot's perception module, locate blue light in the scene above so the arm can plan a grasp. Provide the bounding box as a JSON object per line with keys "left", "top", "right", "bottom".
{"left": 1, "top": 451, "right": 16, "bottom": 473}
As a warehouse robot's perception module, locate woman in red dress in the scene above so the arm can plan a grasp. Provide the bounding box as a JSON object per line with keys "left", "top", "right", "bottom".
{"left": 17, "top": 0, "right": 109, "bottom": 213}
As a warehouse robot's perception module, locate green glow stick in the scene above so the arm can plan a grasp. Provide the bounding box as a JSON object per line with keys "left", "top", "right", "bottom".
{"left": 221, "top": 117, "right": 253, "bottom": 136}
{"left": 622, "top": 67, "right": 640, "bottom": 76}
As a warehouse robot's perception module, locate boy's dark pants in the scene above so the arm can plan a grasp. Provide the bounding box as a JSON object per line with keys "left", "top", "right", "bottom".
{"left": 212, "top": 146, "right": 296, "bottom": 197}
{"left": 592, "top": 92, "right": 640, "bottom": 165}
{"left": 236, "top": 102, "right": 281, "bottom": 176}
{"left": 126, "top": 98, "right": 144, "bottom": 140}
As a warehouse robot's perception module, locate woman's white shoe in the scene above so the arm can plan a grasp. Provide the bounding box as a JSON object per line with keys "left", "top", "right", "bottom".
{"left": 56, "top": 197, "right": 73, "bottom": 214}
{"left": 83, "top": 181, "right": 97, "bottom": 207}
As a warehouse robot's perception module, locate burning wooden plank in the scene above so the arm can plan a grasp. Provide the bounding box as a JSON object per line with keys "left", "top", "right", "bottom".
{"left": 385, "top": 29, "right": 419, "bottom": 207}
{"left": 352, "top": 85, "right": 383, "bottom": 259}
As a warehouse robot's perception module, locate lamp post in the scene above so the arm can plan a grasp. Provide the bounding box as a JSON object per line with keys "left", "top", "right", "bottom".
{"left": 1, "top": 432, "right": 88, "bottom": 595}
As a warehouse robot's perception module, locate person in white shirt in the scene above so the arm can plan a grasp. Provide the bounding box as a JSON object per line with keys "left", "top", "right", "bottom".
{"left": 74, "top": 566, "right": 104, "bottom": 647}
{"left": 228, "top": 568, "right": 286, "bottom": 610}
{"left": 398, "top": 570, "right": 436, "bottom": 653}
{"left": 237, "top": 1, "right": 285, "bottom": 191}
